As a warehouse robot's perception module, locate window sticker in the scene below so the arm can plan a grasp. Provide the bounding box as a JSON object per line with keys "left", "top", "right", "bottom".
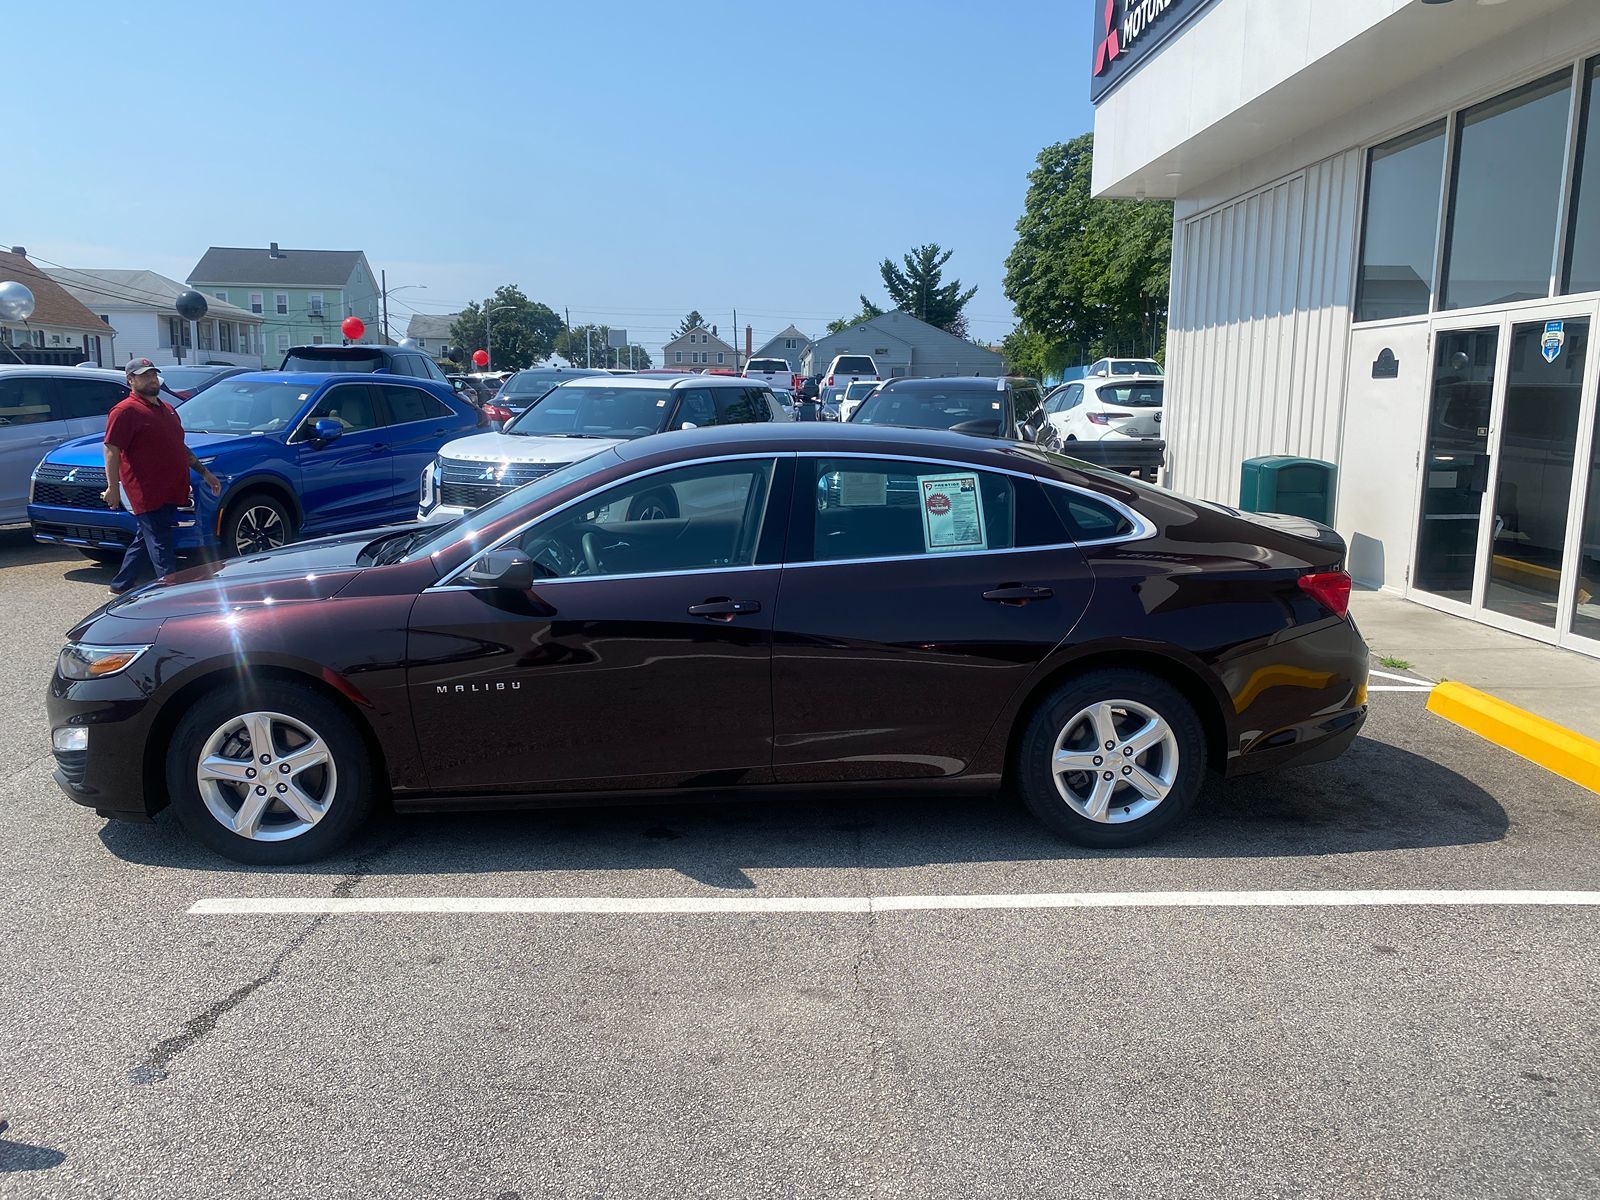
{"left": 838, "top": 471, "right": 887, "bottom": 507}
{"left": 919, "top": 473, "right": 986, "bottom": 553}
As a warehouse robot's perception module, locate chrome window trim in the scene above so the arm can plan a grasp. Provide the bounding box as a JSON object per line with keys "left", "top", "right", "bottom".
{"left": 429, "top": 447, "right": 1157, "bottom": 590}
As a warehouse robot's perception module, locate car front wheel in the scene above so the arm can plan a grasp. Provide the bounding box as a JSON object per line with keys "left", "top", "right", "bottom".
{"left": 1016, "top": 668, "right": 1206, "bottom": 848}
{"left": 222, "top": 492, "right": 294, "bottom": 557}
{"left": 167, "top": 681, "right": 374, "bottom": 864}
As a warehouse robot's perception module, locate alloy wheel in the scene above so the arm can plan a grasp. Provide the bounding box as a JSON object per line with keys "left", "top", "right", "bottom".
{"left": 1050, "top": 698, "right": 1180, "bottom": 824}
{"left": 195, "top": 710, "right": 338, "bottom": 841}
{"left": 234, "top": 505, "right": 287, "bottom": 554}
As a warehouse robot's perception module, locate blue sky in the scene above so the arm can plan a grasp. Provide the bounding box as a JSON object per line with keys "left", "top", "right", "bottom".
{"left": 6, "top": 0, "right": 1094, "bottom": 355}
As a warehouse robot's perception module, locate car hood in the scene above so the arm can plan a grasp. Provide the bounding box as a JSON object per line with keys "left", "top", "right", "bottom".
{"left": 42, "top": 429, "right": 269, "bottom": 469}
{"left": 438, "top": 430, "right": 622, "bottom": 466}
{"left": 99, "top": 531, "right": 384, "bottom": 621}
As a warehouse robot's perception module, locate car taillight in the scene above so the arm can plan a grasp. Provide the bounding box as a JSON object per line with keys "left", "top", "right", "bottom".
{"left": 1298, "top": 571, "right": 1351, "bottom": 618}
{"left": 485, "top": 404, "right": 512, "bottom": 424}
{"left": 791, "top": 374, "right": 802, "bottom": 390}
{"left": 1087, "top": 412, "right": 1112, "bottom": 425}
{"left": 826, "top": 375, "right": 834, "bottom": 386}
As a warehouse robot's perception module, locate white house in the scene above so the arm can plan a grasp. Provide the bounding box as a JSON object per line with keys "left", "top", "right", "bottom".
{"left": 47, "top": 268, "right": 263, "bottom": 368}
{"left": 661, "top": 324, "right": 738, "bottom": 370}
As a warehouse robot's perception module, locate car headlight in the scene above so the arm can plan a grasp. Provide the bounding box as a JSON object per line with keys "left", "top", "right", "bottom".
{"left": 57, "top": 643, "right": 150, "bottom": 680}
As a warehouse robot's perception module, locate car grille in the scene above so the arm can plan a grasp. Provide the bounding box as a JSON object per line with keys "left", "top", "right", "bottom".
{"left": 53, "top": 748, "right": 88, "bottom": 786}
{"left": 34, "top": 521, "right": 131, "bottom": 547}
{"left": 439, "top": 458, "right": 563, "bottom": 510}
{"left": 32, "top": 464, "right": 109, "bottom": 510}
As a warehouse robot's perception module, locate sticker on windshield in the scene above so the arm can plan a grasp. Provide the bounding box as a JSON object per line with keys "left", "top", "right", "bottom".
{"left": 919, "top": 473, "right": 986, "bottom": 553}
{"left": 838, "top": 471, "right": 887, "bottom": 507}
{"left": 657, "top": 399, "right": 667, "bottom": 407}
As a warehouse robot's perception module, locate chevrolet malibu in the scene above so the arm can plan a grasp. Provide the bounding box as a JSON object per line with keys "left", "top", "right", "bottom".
{"left": 47, "top": 424, "right": 1368, "bottom": 865}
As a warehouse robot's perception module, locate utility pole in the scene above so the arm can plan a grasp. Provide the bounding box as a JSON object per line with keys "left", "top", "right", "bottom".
{"left": 564, "top": 307, "right": 570, "bottom": 366}
{"left": 586, "top": 326, "right": 592, "bottom": 367}
{"left": 381, "top": 270, "right": 390, "bottom": 344}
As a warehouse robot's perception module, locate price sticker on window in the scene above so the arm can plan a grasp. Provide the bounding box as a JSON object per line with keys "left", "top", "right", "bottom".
{"left": 919, "top": 473, "right": 986, "bottom": 553}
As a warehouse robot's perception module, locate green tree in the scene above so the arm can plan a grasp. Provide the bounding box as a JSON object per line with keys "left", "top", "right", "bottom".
{"left": 825, "top": 297, "right": 884, "bottom": 336}
{"left": 1004, "top": 133, "right": 1172, "bottom": 365}
{"left": 879, "top": 243, "right": 978, "bottom": 336}
{"left": 552, "top": 324, "right": 654, "bottom": 370}
{"left": 450, "top": 285, "right": 564, "bottom": 371}
{"left": 674, "top": 310, "right": 706, "bottom": 337}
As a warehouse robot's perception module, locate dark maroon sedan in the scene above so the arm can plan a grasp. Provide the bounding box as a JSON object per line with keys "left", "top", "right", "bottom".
{"left": 47, "top": 424, "right": 1368, "bottom": 864}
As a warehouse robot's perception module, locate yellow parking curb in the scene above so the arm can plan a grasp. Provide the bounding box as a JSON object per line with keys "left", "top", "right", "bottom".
{"left": 1427, "top": 681, "right": 1600, "bottom": 793}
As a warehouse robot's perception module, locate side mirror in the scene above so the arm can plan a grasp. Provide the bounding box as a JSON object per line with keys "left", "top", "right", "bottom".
{"left": 462, "top": 550, "right": 535, "bottom": 591}
{"left": 312, "top": 418, "right": 343, "bottom": 443}
{"left": 1019, "top": 420, "right": 1039, "bottom": 442}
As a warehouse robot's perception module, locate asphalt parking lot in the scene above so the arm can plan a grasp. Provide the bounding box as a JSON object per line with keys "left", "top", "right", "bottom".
{"left": 2, "top": 526, "right": 1597, "bottom": 1200}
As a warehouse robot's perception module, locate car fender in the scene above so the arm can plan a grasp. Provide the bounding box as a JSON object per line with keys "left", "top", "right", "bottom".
{"left": 215, "top": 469, "right": 304, "bottom": 526}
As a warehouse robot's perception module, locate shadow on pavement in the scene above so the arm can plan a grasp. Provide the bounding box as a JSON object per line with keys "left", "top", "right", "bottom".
{"left": 0, "top": 525, "right": 78, "bottom": 569}
{"left": 0, "top": 1138, "right": 66, "bottom": 1173}
{"left": 97, "top": 732, "right": 1508, "bottom": 885}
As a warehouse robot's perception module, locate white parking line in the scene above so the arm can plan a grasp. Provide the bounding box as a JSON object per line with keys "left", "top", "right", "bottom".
{"left": 188, "top": 890, "right": 1600, "bottom": 917}
{"left": 1367, "top": 685, "right": 1434, "bottom": 693}
{"left": 1370, "top": 670, "right": 1434, "bottom": 684}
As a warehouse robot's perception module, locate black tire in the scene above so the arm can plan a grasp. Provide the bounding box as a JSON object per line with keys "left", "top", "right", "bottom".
{"left": 221, "top": 491, "right": 295, "bottom": 557}
{"left": 627, "top": 488, "right": 679, "bottom": 522}
{"left": 78, "top": 548, "right": 122, "bottom": 564}
{"left": 166, "top": 681, "right": 374, "bottom": 865}
{"left": 1015, "top": 668, "right": 1207, "bottom": 848}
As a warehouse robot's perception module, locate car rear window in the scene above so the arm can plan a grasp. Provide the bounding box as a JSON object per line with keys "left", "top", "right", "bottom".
{"left": 844, "top": 382, "right": 879, "bottom": 400}
{"left": 747, "top": 359, "right": 788, "bottom": 373}
{"left": 281, "top": 349, "right": 385, "bottom": 373}
{"left": 852, "top": 385, "right": 1004, "bottom": 433}
{"left": 832, "top": 356, "right": 876, "bottom": 375}
{"left": 1097, "top": 383, "right": 1163, "bottom": 408}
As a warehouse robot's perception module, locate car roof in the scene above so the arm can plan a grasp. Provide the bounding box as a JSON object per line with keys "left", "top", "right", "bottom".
{"left": 0, "top": 364, "right": 129, "bottom": 381}
{"left": 879, "top": 376, "right": 1011, "bottom": 390}
{"left": 1088, "top": 374, "right": 1164, "bottom": 385}
{"left": 559, "top": 372, "right": 760, "bottom": 391}
{"left": 219, "top": 371, "right": 446, "bottom": 387}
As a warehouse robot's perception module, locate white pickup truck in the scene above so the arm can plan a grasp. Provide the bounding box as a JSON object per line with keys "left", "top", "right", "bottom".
{"left": 743, "top": 357, "right": 798, "bottom": 391}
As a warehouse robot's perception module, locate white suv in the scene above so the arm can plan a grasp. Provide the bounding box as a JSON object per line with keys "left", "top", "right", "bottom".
{"left": 1041, "top": 375, "right": 1164, "bottom": 443}
{"left": 419, "top": 373, "right": 781, "bottom": 521}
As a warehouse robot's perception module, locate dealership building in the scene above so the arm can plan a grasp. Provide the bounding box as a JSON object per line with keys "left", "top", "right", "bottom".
{"left": 1093, "top": 0, "right": 1600, "bottom": 655}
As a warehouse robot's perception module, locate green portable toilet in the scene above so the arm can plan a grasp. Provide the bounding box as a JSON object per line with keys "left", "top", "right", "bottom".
{"left": 1238, "top": 456, "right": 1337, "bottom": 524}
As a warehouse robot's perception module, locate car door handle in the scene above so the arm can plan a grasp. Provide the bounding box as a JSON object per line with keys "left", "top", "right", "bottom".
{"left": 37, "top": 436, "right": 63, "bottom": 445}
{"left": 688, "top": 599, "right": 762, "bottom": 620}
{"left": 982, "top": 585, "right": 1054, "bottom": 605}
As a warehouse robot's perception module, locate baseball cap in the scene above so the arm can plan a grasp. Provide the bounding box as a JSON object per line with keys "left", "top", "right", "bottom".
{"left": 124, "top": 357, "right": 160, "bottom": 377}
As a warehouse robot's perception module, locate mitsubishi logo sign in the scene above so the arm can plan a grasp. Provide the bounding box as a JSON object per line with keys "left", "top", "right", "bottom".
{"left": 1091, "top": 0, "right": 1217, "bottom": 102}
{"left": 63, "top": 468, "right": 79, "bottom": 484}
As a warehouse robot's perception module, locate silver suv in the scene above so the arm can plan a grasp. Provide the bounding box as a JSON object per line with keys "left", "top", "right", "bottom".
{"left": 1, "top": 366, "right": 130, "bottom": 525}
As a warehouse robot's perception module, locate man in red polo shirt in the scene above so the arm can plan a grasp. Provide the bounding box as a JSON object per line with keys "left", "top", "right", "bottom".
{"left": 101, "top": 359, "right": 220, "bottom": 596}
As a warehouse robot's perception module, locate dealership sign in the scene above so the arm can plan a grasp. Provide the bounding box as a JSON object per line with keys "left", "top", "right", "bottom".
{"left": 1091, "top": 0, "right": 1220, "bottom": 102}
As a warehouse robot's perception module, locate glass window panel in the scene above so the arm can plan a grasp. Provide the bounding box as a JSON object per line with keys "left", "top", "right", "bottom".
{"left": 1356, "top": 121, "right": 1447, "bottom": 322}
{"left": 1442, "top": 74, "right": 1572, "bottom": 311}
{"left": 1414, "top": 328, "right": 1499, "bottom": 602}
{"left": 1565, "top": 60, "right": 1600, "bottom": 295}
{"left": 1486, "top": 318, "right": 1587, "bottom": 628}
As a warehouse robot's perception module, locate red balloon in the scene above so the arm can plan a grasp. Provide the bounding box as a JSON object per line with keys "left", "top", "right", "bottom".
{"left": 472, "top": 349, "right": 489, "bottom": 368}
{"left": 341, "top": 316, "right": 365, "bottom": 340}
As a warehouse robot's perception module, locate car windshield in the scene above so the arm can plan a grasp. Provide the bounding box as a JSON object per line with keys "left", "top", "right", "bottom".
{"left": 503, "top": 384, "right": 671, "bottom": 439}
{"left": 1096, "top": 382, "right": 1164, "bottom": 408}
{"left": 501, "top": 369, "right": 603, "bottom": 399}
{"left": 159, "top": 366, "right": 224, "bottom": 391}
{"left": 1111, "top": 360, "right": 1162, "bottom": 376}
{"left": 852, "top": 385, "right": 1003, "bottom": 430}
{"left": 280, "top": 349, "right": 386, "bottom": 373}
{"left": 177, "top": 380, "right": 314, "bottom": 435}
{"left": 399, "top": 449, "right": 625, "bottom": 564}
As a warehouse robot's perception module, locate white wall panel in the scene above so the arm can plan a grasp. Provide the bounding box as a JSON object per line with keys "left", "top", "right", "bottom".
{"left": 1165, "top": 150, "right": 1360, "bottom": 504}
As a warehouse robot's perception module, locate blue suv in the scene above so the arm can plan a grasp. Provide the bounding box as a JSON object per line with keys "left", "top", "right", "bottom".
{"left": 28, "top": 372, "right": 483, "bottom": 559}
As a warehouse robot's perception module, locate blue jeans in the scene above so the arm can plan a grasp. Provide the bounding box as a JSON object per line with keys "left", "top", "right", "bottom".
{"left": 110, "top": 503, "right": 180, "bottom": 593}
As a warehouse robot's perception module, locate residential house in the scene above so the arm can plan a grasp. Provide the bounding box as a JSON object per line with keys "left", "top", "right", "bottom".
{"left": 405, "top": 312, "right": 460, "bottom": 359}
{"left": 187, "top": 243, "right": 382, "bottom": 361}
{"left": 0, "top": 247, "right": 114, "bottom": 366}
{"left": 660, "top": 324, "right": 738, "bottom": 371}
{"left": 802, "top": 311, "right": 1004, "bottom": 380}
{"left": 48, "top": 268, "right": 264, "bottom": 369}
{"left": 751, "top": 324, "right": 812, "bottom": 371}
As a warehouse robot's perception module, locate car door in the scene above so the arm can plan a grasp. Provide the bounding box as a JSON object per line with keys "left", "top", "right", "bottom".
{"left": 1055, "top": 383, "right": 1086, "bottom": 437}
{"left": 289, "top": 382, "right": 396, "bottom": 533}
{"left": 0, "top": 375, "right": 73, "bottom": 522}
{"left": 770, "top": 454, "right": 1094, "bottom": 783}
{"left": 373, "top": 382, "right": 466, "bottom": 515}
{"left": 407, "top": 456, "right": 791, "bottom": 792}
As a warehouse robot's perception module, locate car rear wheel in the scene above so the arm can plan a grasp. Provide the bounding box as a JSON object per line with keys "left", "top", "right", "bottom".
{"left": 167, "top": 681, "right": 374, "bottom": 865}
{"left": 1016, "top": 669, "right": 1206, "bottom": 848}
{"left": 222, "top": 492, "right": 294, "bottom": 557}
{"left": 627, "top": 488, "right": 679, "bottom": 521}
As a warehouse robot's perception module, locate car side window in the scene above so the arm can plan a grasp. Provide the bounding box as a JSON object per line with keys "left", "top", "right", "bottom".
{"left": 805, "top": 457, "right": 1019, "bottom": 563}
{"left": 717, "top": 387, "right": 767, "bottom": 424}
{"left": 673, "top": 388, "right": 718, "bottom": 429}
{"left": 57, "top": 378, "right": 127, "bottom": 420}
{"left": 1045, "top": 487, "right": 1136, "bottom": 542}
{"left": 417, "top": 356, "right": 447, "bottom": 382}
{"left": 297, "top": 384, "right": 382, "bottom": 438}
{"left": 1013, "top": 386, "right": 1041, "bottom": 424}
{"left": 515, "top": 459, "right": 777, "bottom": 580}
{"left": 378, "top": 384, "right": 452, "bottom": 425}
{"left": 0, "top": 377, "right": 67, "bottom": 426}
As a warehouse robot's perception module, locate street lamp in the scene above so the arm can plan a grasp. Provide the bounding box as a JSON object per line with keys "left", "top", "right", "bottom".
{"left": 379, "top": 272, "right": 426, "bottom": 342}
{"left": 484, "top": 303, "right": 515, "bottom": 372}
